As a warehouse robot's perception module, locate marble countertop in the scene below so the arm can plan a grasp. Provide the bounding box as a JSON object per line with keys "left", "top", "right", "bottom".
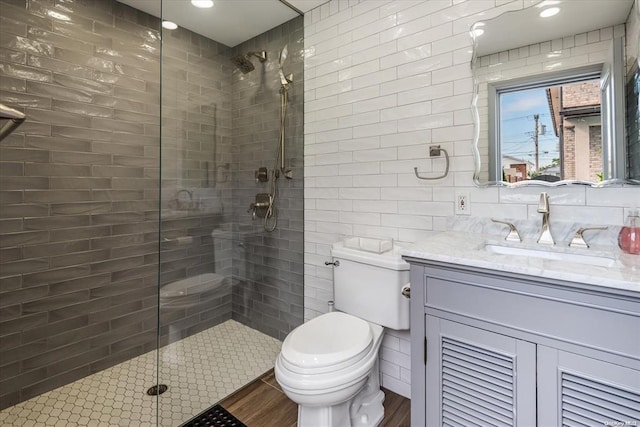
{"left": 401, "top": 231, "right": 640, "bottom": 294}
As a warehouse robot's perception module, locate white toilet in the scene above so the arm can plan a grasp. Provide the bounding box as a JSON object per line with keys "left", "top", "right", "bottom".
{"left": 275, "top": 238, "right": 410, "bottom": 427}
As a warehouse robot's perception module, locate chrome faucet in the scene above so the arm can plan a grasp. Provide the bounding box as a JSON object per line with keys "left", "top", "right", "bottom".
{"left": 536, "top": 192, "right": 554, "bottom": 245}
{"left": 491, "top": 219, "right": 522, "bottom": 242}
{"left": 569, "top": 226, "right": 608, "bottom": 248}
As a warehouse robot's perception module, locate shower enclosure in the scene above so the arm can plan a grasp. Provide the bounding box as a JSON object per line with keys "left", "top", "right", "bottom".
{"left": 0, "top": 0, "right": 304, "bottom": 425}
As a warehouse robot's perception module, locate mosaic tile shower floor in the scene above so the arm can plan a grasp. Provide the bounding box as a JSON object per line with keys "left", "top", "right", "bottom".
{"left": 0, "top": 320, "right": 282, "bottom": 427}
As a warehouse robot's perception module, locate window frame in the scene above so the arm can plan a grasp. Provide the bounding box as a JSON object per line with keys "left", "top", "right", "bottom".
{"left": 488, "top": 64, "right": 604, "bottom": 182}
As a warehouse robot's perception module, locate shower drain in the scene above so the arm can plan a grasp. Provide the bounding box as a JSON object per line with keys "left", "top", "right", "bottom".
{"left": 146, "top": 384, "right": 168, "bottom": 396}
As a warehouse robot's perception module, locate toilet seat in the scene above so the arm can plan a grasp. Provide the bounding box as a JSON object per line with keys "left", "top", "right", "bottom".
{"left": 280, "top": 312, "right": 373, "bottom": 375}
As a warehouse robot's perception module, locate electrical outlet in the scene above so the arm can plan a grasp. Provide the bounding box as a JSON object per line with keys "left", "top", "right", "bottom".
{"left": 455, "top": 191, "right": 470, "bottom": 215}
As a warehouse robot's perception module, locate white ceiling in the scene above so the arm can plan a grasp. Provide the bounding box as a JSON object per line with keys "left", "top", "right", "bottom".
{"left": 117, "top": 0, "right": 328, "bottom": 47}
{"left": 117, "top": 1, "right": 634, "bottom": 55}
{"left": 475, "top": 0, "right": 635, "bottom": 57}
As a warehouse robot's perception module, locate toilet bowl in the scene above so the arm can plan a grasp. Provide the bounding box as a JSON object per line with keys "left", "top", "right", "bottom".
{"left": 275, "top": 238, "right": 410, "bottom": 427}
{"left": 276, "top": 312, "right": 386, "bottom": 426}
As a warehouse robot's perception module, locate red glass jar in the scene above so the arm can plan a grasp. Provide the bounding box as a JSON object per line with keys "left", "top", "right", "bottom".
{"left": 618, "top": 210, "right": 640, "bottom": 255}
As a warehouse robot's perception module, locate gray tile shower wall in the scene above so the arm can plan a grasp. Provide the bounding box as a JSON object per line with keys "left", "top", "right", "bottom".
{"left": 0, "top": 0, "right": 234, "bottom": 409}
{"left": 230, "top": 17, "right": 305, "bottom": 341}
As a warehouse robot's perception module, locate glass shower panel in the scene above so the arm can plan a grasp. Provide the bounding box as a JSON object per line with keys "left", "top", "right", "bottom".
{"left": 157, "top": 2, "right": 305, "bottom": 425}
{"left": 157, "top": 18, "right": 239, "bottom": 425}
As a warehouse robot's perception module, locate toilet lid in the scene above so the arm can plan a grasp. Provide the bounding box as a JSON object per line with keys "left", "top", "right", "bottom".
{"left": 281, "top": 312, "right": 373, "bottom": 371}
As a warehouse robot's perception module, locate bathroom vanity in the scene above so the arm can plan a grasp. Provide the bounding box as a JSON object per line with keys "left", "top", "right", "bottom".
{"left": 403, "top": 232, "right": 640, "bottom": 426}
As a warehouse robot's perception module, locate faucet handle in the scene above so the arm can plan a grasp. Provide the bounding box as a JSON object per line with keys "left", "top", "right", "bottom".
{"left": 537, "top": 192, "right": 549, "bottom": 213}
{"left": 569, "top": 226, "right": 608, "bottom": 248}
{"left": 491, "top": 219, "right": 522, "bottom": 242}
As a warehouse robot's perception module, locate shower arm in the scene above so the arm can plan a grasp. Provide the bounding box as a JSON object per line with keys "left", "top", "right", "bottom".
{"left": 248, "top": 51, "right": 267, "bottom": 62}
{"left": 0, "top": 103, "right": 26, "bottom": 142}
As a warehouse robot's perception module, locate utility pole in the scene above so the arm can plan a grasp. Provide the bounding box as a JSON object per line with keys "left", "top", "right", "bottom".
{"left": 534, "top": 114, "right": 539, "bottom": 172}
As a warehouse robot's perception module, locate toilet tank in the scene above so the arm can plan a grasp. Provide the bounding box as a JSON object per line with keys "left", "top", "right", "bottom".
{"left": 331, "top": 238, "right": 410, "bottom": 330}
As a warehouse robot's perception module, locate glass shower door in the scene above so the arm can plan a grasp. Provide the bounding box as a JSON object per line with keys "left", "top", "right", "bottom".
{"left": 156, "top": 2, "right": 304, "bottom": 424}
{"left": 156, "top": 6, "right": 239, "bottom": 424}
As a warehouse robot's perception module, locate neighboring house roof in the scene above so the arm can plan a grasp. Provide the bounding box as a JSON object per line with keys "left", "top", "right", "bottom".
{"left": 502, "top": 154, "right": 534, "bottom": 168}
{"left": 541, "top": 165, "right": 561, "bottom": 174}
{"left": 546, "top": 81, "right": 601, "bottom": 137}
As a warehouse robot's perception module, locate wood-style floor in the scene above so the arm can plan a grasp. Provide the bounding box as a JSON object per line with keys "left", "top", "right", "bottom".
{"left": 219, "top": 370, "right": 410, "bottom": 427}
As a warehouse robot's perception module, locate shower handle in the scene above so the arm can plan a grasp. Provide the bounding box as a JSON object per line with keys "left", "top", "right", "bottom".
{"left": 249, "top": 201, "right": 269, "bottom": 209}
{"left": 248, "top": 193, "right": 273, "bottom": 220}
{"left": 247, "top": 201, "right": 269, "bottom": 220}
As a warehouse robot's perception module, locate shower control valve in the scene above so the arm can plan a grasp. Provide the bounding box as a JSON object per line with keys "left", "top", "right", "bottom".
{"left": 255, "top": 167, "right": 268, "bottom": 183}
{"left": 248, "top": 193, "right": 273, "bottom": 220}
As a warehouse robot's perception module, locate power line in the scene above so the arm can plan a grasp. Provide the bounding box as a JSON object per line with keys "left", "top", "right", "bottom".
{"left": 501, "top": 113, "right": 552, "bottom": 122}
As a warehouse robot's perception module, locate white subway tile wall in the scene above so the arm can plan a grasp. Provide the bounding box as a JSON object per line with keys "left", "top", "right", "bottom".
{"left": 303, "top": 0, "right": 640, "bottom": 398}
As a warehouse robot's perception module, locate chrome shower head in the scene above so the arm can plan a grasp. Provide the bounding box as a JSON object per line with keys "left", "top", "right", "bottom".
{"left": 230, "top": 51, "right": 267, "bottom": 74}
{"left": 231, "top": 54, "right": 255, "bottom": 74}
{"left": 277, "top": 45, "right": 293, "bottom": 86}
{"left": 278, "top": 69, "right": 293, "bottom": 86}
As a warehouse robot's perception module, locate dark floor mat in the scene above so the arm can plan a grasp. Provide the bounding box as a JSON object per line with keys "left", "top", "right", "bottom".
{"left": 181, "top": 404, "right": 247, "bottom": 427}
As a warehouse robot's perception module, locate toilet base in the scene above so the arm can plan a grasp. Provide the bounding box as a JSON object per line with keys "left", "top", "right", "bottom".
{"left": 298, "top": 401, "right": 352, "bottom": 427}
{"left": 350, "top": 358, "right": 384, "bottom": 426}
{"left": 297, "top": 391, "right": 384, "bottom": 427}
{"left": 297, "top": 360, "right": 385, "bottom": 427}
{"left": 349, "top": 389, "right": 384, "bottom": 427}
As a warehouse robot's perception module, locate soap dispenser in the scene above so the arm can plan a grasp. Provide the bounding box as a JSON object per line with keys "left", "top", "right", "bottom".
{"left": 618, "top": 210, "right": 640, "bottom": 255}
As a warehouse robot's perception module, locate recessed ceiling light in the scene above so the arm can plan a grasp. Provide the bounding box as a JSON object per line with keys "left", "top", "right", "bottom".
{"left": 191, "top": 0, "right": 214, "bottom": 8}
{"left": 162, "top": 21, "right": 178, "bottom": 30}
{"left": 539, "top": 7, "right": 560, "bottom": 18}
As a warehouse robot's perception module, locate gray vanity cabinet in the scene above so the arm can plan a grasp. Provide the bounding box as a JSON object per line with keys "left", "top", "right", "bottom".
{"left": 425, "top": 316, "right": 537, "bottom": 426}
{"left": 537, "top": 346, "right": 640, "bottom": 426}
{"left": 407, "top": 259, "right": 640, "bottom": 427}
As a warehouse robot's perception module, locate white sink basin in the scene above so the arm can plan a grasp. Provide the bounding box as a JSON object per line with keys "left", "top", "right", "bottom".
{"left": 484, "top": 244, "right": 616, "bottom": 268}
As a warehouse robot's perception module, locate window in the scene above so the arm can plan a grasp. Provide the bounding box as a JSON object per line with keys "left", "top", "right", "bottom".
{"left": 489, "top": 67, "right": 605, "bottom": 182}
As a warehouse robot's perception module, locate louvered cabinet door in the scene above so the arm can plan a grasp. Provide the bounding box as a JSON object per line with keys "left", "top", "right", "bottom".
{"left": 425, "top": 316, "right": 537, "bottom": 427}
{"left": 538, "top": 346, "right": 640, "bottom": 427}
